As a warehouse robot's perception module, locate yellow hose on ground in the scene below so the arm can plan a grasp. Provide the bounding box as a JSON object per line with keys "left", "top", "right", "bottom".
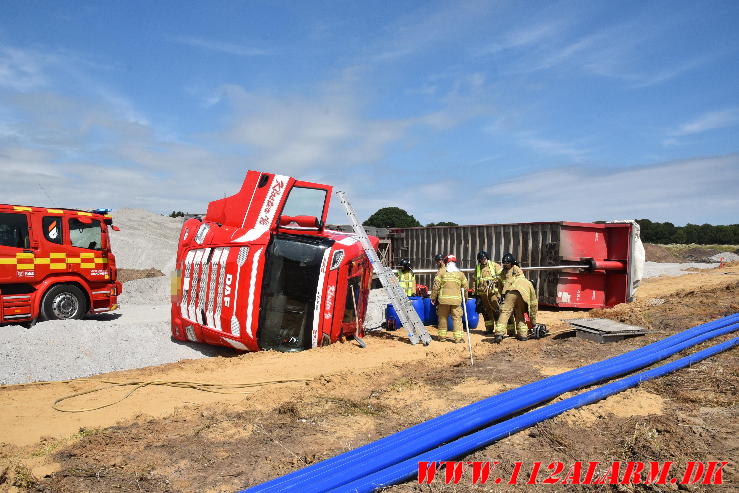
{"left": 51, "top": 378, "right": 310, "bottom": 412}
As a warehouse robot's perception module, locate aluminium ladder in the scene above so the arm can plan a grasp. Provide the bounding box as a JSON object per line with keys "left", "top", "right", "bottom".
{"left": 336, "top": 191, "right": 432, "bottom": 346}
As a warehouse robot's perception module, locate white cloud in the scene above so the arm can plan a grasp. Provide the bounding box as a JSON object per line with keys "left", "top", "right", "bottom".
{"left": 476, "top": 20, "right": 568, "bottom": 56}
{"left": 472, "top": 153, "right": 739, "bottom": 225}
{"left": 669, "top": 108, "right": 739, "bottom": 137}
{"left": 0, "top": 46, "right": 50, "bottom": 90}
{"left": 517, "top": 134, "right": 590, "bottom": 161}
{"left": 170, "top": 36, "right": 271, "bottom": 56}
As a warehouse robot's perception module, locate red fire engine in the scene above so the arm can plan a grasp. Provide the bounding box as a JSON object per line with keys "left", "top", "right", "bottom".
{"left": 0, "top": 205, "right": 122, "bottom": 325}
{"left": 171, "top": 171, "right": 378, "bottom": 352}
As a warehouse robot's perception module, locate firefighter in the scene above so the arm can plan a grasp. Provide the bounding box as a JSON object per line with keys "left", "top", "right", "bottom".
{"left": 473, "top": 250, "right": 502, "bottom": 334}
{"left": 493, "top": 253, "right": 538, "bottom": 343}
{"left": 431, "top": 254, "right": 468, "bottom": 343}
{"left": 397, "top": 257, "right": 416, "bottom": 296}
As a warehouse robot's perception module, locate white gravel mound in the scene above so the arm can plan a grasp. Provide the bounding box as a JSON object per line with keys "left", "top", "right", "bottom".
{"left": 709, "top": 252, "right": 739, "bottom": 262}
{"left": 0, "top": 281, "right": 235, "bottom": 385}
{"left": 109, "top": 208, "right": 183, "bottom": 273}
{"left": 643, "top": 261, "right": 718, "bottom": 278}
{"left": 118, "top": 276, "right": 170, "bottom": 305}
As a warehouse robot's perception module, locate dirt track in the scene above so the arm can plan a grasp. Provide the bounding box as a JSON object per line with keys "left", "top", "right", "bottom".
{"left": 1, "top": 265, "right": 738, "bottom": 491}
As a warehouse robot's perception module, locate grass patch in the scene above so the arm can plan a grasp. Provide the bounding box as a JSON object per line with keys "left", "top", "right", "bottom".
{"left": 322, "top": 397, "right": 387, "bottom": 416}
{"left": 32, "top": 427, "right": 101, "bottom": 457}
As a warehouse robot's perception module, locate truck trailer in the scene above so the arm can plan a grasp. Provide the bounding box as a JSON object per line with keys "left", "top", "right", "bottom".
{"left": 171, "top": 171, "right": 378, "bottom": 352}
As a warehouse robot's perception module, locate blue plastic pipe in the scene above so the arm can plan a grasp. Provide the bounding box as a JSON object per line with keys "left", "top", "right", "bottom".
{"left": 246, "top": 315, "right": 739, "bottom": 493}
{"left": 333, "top": 336, "right": 739, "bottom": 492}
{"left": 298, "top": 322, "right": 739, "bottom": 493}
{"left": 244, "top": 314, "right": 739, "bottom": 492}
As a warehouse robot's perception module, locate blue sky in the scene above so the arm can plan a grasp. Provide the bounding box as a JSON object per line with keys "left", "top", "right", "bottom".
{"left": 1, "top": 0, "right": 738, "bottom": 226}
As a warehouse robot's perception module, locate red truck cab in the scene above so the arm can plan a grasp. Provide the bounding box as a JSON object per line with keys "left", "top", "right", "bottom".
{"left": 0, "top": 205, "right": 122, "bottom": 324}
{"left": 171, "top": 171, "right": 378, "bottom": 352}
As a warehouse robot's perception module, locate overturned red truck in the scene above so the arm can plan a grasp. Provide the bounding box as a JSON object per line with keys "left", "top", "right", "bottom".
{"left": 171, "top": 171, "right": 377, "bottom": 352}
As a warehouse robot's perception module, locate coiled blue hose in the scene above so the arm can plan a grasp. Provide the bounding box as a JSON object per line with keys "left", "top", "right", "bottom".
{"left": 333, "top": 336, "right": 739, "bottom": 492}
{"left": 244, "top": 314, "right": 739, "bottom": 493}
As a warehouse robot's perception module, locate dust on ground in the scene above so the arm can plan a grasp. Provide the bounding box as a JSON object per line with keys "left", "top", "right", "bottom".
{"left": 117, "top": 268, "right": 165, "bottom": 284}
{"left": 1, "top": 264, "right": 738, "bottom": 492}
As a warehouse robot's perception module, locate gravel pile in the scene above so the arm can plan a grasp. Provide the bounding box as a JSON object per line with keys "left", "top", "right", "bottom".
{"left": 642, "top": 261, "right": 718, "bottom": 278}
{"left": 0, "top": 210, "right": 212, "bottom": 385}
{"left": 709, "top": 252, "right": 739, "bottom": 262}
{"left": 109, "top": 209, "right": 182, "bottom": 273}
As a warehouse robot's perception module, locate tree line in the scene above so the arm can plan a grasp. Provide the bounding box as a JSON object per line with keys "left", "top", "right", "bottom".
{"left": 637, "top": 219, "right": 739, "bottom": 245}
{"left": 358, "top": 207, "right": 739, "bottom": 245}
{"left": 362, "top": 207, "right": 458, "bottom": 228}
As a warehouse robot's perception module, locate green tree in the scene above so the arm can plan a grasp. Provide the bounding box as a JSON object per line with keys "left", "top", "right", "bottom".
{"left": 426, "top": 221, "right": 459, "bottom": 227}
{"left": 363, "top": 207, "right": 421, "bottom": 228}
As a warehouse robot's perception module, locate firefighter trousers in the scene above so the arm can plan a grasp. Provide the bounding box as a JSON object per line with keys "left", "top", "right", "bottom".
{"left": 494, "top": 291, "right": 528, "bottom": 338}
{"left": 478, "top": 292, "right": 500, "bottom": 333}
{"left": 437, "top": 303, "right": 464, "bottom": 342}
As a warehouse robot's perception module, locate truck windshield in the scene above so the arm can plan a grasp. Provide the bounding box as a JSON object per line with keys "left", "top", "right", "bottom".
{"left": 258, "top": 234, "right": 335, "bottom": 351}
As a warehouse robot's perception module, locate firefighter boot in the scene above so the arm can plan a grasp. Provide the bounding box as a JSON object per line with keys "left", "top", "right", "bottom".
{"left": 484, "top": 317, "right": 495, "bottom": 335}
{"left": 437, "top": 328, "right": 448, "bottom": 341}
{"left": 492, "top": 322, "right": 506, "bottom": 343}
{"left": 453, "top": 330, "right": 464, "bottom": 344}
{"left": 516, "top": 322, "right": 529, "bottom": 341}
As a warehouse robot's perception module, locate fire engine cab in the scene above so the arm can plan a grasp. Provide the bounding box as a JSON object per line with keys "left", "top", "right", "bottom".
{"left": 0, "top": 204, "right": 122, "bottom": 325}
{"left": 171, "top": 170, "right": 378, "bottom": 352}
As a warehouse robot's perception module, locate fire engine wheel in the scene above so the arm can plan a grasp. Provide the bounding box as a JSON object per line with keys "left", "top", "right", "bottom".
{"left": 41, "top": 285, "right": 86, "bottom": 321}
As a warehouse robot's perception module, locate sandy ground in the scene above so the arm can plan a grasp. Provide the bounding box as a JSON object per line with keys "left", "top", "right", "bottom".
{"left": 1, "top": 263, "right": 737, "bottom": 491}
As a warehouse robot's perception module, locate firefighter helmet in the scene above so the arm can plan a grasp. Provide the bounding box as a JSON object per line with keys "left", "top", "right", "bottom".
{"left": 433, "top": 253, "right": 444, "bottom": 262}
{"left": 477, "top": 250, "right": 489, "bottom": 262}
{"left": 399, "top": 257, "right": 412, "bottom": 270}
{"left": 502, "top": 252, "right": 516, "bottom": 265}
{"left": 446, "top": 254, "right": 457, "bottom": 263}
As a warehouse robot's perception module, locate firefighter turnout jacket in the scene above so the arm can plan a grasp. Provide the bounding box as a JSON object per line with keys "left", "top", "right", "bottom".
{"left": 474, "top": 261, "right": 502, "bottom": 296}
{"left": 432, "top": 270, "right": 468, "bottom": 306}
{"left": 503, "top": 275, "right": 538, "bottom": 324}
{"left": 397, "top": 269, "right": 416, "bottom": 296}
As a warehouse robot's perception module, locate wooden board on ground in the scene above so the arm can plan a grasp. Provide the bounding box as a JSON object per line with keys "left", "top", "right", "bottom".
{"left": 566, "top": 318, "right": 647, "bottom": 343}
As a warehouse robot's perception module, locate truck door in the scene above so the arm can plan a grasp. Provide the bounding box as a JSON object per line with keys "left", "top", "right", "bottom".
{"left": 66, "top": 216, "right": 107, "bottom": 280}
{"left": 276, "top": 180, "right": 332, "bottom": 233}
{"left": 0, "top": 211, "right": 33, "bottom": 283}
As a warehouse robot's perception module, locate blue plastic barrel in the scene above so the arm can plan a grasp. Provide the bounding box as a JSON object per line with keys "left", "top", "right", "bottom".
{"left": 423, "top": 298, "right": 479, "bottom": 330}
{"left": 423, "top": 297, "right": 438, "bottom": 325}
{"left": 385, "top": 296, "right": 425, "bottom": 330}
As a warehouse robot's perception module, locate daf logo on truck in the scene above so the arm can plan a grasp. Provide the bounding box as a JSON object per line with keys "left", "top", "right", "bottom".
{"left": 223, "top": 273, "right": 234, "bottom": 307}
{"left": 170, "top": 170, "right": 379, "bottom": 353}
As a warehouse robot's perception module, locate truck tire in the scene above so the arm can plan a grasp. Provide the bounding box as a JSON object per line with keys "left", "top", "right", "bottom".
{"left": 41, "top": 284, "right": 86, "bottom": 321}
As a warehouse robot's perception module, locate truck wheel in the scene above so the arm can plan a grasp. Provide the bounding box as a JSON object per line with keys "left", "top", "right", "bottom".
{"left": 41, "top": 285, "right": 86, "bottom": 321}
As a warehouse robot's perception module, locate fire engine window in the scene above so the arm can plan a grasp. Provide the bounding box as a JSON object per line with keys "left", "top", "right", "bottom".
{"left": 43, "top": 217, "right": 63, "bottom": 244}
{"left": 280, "top": 187, "right": 327, "bottom": 222}
{"left": 68, "top": 218, "right": 102, "bottom": 250}
{"left": 0, "top": 213, "right": 29, "bottom": 249}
